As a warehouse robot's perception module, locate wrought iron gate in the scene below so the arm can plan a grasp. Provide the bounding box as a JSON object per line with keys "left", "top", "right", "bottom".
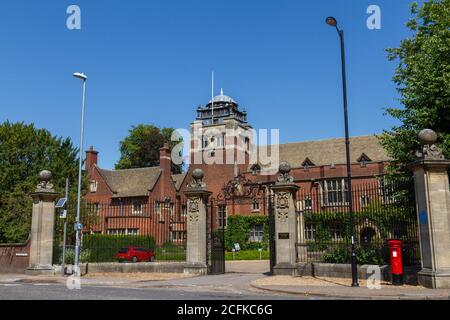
{"left": 207, "top": 199, "right": 225, "bottom": 274}
{"left": 268, "top": 195, "right": 276, "bottom": 275}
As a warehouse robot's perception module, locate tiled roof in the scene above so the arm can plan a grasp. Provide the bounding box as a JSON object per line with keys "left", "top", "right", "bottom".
{"left": 98, "top": 167, "right": 162, "bottom": 198}
{"left": 252, "top": 135, "right": 390, "bottom": 169}
{"left": 172, "top": 173, "right": 187, "bottom": 191}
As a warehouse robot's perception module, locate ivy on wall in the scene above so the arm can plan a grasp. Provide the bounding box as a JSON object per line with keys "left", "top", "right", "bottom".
{"left": 224, "top": 215, "right": 269, "bottom": 251}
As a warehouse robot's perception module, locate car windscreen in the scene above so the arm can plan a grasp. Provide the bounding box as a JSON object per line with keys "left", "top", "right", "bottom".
{"left": 118, "top": 248, "right": 128, "bottom": 253}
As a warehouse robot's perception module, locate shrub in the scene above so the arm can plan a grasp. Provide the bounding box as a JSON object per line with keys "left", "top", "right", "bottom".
{"left": 53, "top": 246, "right": 90, "bottom": 264}
{"left": 323, "top": 246, "right": 387, "bottom": 265}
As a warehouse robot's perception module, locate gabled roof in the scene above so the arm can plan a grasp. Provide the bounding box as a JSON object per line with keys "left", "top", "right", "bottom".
{"left": 98, "top": 167, "right": 162, "bottom": 198}
{"left": 301, "top": 157, "right": 315, "bottom": 167}
{"left": 172, "top": 173, "right": 187, "bottom": 191}
{"left": 249, "top": 135, "right": 390, "bottom": 170}
{"left": 357, "top": 153, "right": 372, "bottom": 162}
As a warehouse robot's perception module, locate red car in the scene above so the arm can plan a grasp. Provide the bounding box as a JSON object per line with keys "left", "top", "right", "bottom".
{"left": 116, "top": 246, "right": 155, "bottom": 263}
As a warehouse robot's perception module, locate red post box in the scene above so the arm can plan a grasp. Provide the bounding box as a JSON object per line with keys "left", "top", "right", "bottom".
{"left": 388, "top": 239, "right": 403, "bottom": 285}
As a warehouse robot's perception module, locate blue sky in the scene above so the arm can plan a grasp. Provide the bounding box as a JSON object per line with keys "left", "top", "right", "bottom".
{"left": 0, "top": 0, "right": 418, "bottom": 169}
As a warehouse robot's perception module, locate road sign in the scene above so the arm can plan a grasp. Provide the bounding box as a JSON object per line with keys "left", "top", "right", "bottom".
{"left": 59, "top": 210, "right": 67, "bottom": 219}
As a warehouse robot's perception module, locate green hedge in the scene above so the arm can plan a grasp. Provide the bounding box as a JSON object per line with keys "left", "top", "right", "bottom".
{"left": 81, "top": 234, "right": 156, "bottom": 262}
{"left": 322, "top": 245, "right": 389, "bottom": 265}
{"left": 65, "top": 235, "right": 186, "bottom": 263}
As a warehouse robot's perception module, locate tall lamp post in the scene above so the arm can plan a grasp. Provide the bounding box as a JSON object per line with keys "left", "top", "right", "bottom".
{"left": 73, "top": 72, "right": 87, "bottom": 276}
{"left": 325, "top": 17, "right": 359, "bottom": 287}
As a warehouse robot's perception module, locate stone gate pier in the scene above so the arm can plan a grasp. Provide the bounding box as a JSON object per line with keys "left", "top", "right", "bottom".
{"left": 271, "top": 162, "right": 300, "bottom": 276}
{"left": 26, "top": 170, "right": 58, "bottom": 275}
{"left": 408, "top": 129, "right": 450, "bottom": 289}
{"left": 183, "top": 169, "right": 211, "bottom": 275}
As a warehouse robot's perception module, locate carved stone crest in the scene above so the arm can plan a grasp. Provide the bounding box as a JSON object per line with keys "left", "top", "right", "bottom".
{"left": 188, "top": 197, "right": 200, "bottom": 222}
{"left": 276, "top": 192, "right": 290, "bottom": 222}
{"left": 416, "top": 129, "right": 445, "bottom": 160}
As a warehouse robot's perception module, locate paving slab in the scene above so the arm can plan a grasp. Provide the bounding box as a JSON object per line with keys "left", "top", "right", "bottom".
{"left": 250, "top": 276, "right": 450, "bottom": 300}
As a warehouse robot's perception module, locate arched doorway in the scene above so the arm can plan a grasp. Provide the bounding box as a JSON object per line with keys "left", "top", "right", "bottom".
{"left": 360, "top": 227, "right": 377, "bottom": 245}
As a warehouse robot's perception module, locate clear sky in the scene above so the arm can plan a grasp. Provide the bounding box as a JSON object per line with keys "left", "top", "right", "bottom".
{"left": 0, "top": 0, "right": 419, "bottom": 169}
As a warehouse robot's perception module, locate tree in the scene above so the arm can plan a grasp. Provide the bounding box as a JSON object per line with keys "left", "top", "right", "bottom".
{"left": 380, "top": 0, "right": 450, "bottom": 174}
{"left": 0, "top": 121, "right": 80, "bottom": 243}
{"left": 115, "top": 124, "right": 183, "bottom": 173}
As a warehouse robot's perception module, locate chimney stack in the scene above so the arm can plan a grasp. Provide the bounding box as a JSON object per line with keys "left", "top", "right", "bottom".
{"left": 159, "top": 143, "right": 171, "bottom": 175}
{"left": 85, "top": 146, "right": 98, "bottom": 174}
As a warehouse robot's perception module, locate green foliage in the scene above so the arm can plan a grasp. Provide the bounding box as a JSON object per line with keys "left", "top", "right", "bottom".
{"left": 155, "top": 242, "right": 186, "bottom": 261}
{"left": 323, "top": 246, "right": 388, "bottom": 265}
{"left": 225, "top": 250, "right": 269, "bottom": 261}
{"left": 381, "top": 0, "right": 450, "bottom": 174}
{"left": 224, "top": 215, "right": 269, "bottom": 251}
{"left": 0, "top": 121, "right": 80, "bottom": 243}
{"left": 115, "top": 124, "right": 183, "bottom": 173}
{"left": 53, "top": 246, "right": 91, "bottom": 264}
{"left": 79, "top": 234, "right": 185, "bottom": 262}
{"left": 81, "top": 234, "right": 156, "bottom": 262}
{"left": 305, "top": 195, "right": 418, "bottom": 265}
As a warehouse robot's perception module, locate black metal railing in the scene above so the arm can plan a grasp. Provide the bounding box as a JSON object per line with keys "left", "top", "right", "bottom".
{"left": 53, "top": 198, "right": 187, "bottom": 264}
{"left": 296, "top": 177, "right": 420, "bottom": 266}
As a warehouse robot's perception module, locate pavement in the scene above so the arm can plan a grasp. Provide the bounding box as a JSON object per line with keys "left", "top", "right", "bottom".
{"left": 250, "top": 276, "right": 450, "bottom": 300}
{"left": 0, "top": 272, "right": 311, "bottom": 300}
{"left": 1, "top": 261, "right": 449, "bottom": 300}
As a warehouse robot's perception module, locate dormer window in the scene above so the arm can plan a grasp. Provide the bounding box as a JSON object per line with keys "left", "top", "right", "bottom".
{"left": 89, "top": 180, "right": 98, "bottom": 193}
{"left": 301, "top": 158, "right": 315, "bottom": 170}
{"left": 357, "top": 153, "right": 372, "bottom": 167}
{"left": 251, "top": 164, "right": 261, "bottom": 175}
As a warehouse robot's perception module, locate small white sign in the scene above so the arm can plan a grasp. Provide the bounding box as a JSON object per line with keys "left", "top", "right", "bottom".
{"left": 15, "top": 253, "right": 28, "bottom": 257}
{"left": 393, "top": 251, "right": 398, "bottom": 258}
{"left": 59, "top": 210, "right": 67, "bottom": 219}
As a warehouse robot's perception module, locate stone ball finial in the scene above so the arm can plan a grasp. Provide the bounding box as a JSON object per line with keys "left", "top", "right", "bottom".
{"left": 39, "top": 170, "right": 52, "bottom": 182}
{"left": 279, "top": 162, "right": 291, "bottom": 174}
{"left": 192, "top": 168, "right": 204, "bottom": 181}
{"left": 418, "top": 129, "right": 438, "bottom": 145}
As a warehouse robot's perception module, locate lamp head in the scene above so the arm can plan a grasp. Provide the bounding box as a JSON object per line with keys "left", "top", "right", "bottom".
{"left": 325, "top": 16, "right": 338, "bottom": 27}
{"left": 73, "top": 72, "right": 87, "bottom": 81}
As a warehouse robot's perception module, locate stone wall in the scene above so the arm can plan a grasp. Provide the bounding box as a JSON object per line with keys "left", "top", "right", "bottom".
{"left": 0, "top": 238, "right": 31, "bottom": 273}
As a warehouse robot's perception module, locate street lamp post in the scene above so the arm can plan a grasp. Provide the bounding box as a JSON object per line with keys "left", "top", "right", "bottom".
{"left": 325, "top": 16, "right": 359, "bottom": 287}
{"left": 73, "top": 72, "right": 87, "bottom": 276}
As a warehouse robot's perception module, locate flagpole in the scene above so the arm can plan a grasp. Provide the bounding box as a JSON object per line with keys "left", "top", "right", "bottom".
{"left": 211, "top": 71, "right": 214, "bottom": 125}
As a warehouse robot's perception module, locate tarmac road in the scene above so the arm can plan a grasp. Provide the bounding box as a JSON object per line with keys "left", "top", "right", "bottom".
{"left": 0, "top": 281, "right": 316, "bottom": 300}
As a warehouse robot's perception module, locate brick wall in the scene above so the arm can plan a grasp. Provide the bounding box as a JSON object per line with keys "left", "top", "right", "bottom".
{"left": 0, "top": 238, "right": 31, "bottom": 273}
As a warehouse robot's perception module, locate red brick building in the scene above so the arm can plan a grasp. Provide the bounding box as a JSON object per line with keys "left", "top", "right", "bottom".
{"left": 85, "top": 90, "right": 390, "bottom": 237}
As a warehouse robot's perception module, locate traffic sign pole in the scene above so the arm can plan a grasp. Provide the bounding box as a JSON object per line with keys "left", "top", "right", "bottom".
{"left": 61, "top": 178, "right": 69, "bottom": 277}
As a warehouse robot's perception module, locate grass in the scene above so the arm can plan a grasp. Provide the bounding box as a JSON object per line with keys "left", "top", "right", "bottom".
{"left": 225, "top": 250, "right": 270, "bottom": 261}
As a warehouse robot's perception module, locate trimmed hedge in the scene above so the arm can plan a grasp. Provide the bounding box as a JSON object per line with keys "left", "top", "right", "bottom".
{"left": 81, "top": 234, "right": 156, "bottom": 262}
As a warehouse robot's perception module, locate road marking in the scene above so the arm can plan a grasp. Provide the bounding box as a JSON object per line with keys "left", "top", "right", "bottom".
{"left": 0, "top": 283, "right": 22, "bottom": 287}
